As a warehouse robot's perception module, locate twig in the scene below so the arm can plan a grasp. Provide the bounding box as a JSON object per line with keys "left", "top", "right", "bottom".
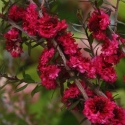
{"left": 8, "top": 19, "right": 37, "bottom": 41}
{"left": 52, "top": 39, "right": 107, "bottom": 99}
{"left": 83, "top": 25, "right": 94, "bottom": 57}
{"left": 41, "top": 0, "right": 45, "bottom": 7}
{"left": 27, "top": 0, "right": 35, "bottom": 4}
{"left": 114, "top": 0, "right": 120, "bottom": 32}
{"left": 52, "top": 40, "right": 89, "bottom": 100}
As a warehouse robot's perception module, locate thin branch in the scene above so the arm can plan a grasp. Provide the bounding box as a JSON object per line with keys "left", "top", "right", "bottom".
{"left": 80, "top": 39, "right": 90, "bottom": 48}
{"left": 114, "top": 0, "right": 120, "bottom": 32}
{"left": 41, "top": 0, "right": 45, "bottom": 7}
{"left": 83, "top": 25, "right": 94, "bottom": 57}
{"left": 27, "top": 0, "right": 35, "bottom": 4}
{"left": 83, "top": 78, "right": 107, "bottom": 98}
{"left": 8, "top": 19, "right": 37, "bottom": 41}
{"left": 52, "top": 40, "right": 107, "bottom": 99}
{"left": 52, "top": 40, "right": 89, "bottom": 100}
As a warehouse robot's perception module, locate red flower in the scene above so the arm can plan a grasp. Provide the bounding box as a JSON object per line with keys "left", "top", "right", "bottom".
{"left": 102, "top": 34, "right": 119, "bottom": 56}
{"left": 112, "top": 105, "right": 125, "bottom": 125}
{"left": 10, "top": 46, "right": 23, "bottom": 58}
{"left": 37, "top": 47, "right": 61, "bottom": 90}
{"left": 93, "top": 56, "right": 117, "bottom": 83}
{"left": 38, "top": 14, "right": 67, "bottom": 38}
{"left": 62, "top": 81, "right": 95, "bottom": 108}
{"left": 105, "top": 91, "right": 113, "bottom": 100}
{"left": 4, "top": 28, "right": 19, "bottom": 40}
{"left": 23, "top": 4, "right": 38, "bottom": 36}
{"left": 93, "top": 30, "right": 106, "bottom": 41}
{"left": 62, "top": 83, "right": 80, "bottom": 103}
{"left": 40, "top": 77, "right": 57, "bottom": 90}
{"left": 4, "top": 28, "right": 23, "bottom": 57}
{"left": 8, "top": 5, "right": 25, "bottom": 21}
{"left": 101, "top": 34, "right": 124, "bottom": 64}
{"left": 40, "top": 65, "right": 60, "bottom": 79}
{"left": 38, "top": 48, "right": 55, "bottom": 67}
{"left": 88, "top": 10, "right": 110, "bottom": 41}
{"left": 67, "top": 55, "right": 96, "bottom": 78}
{"left": 39, "top": 65, "right": 60, "bottom": 89}
{"left": 56, "top": 32, "right": 78, "bottom": 55}
{"left": 83, "top": 96, "right": 116, "bottom": 124}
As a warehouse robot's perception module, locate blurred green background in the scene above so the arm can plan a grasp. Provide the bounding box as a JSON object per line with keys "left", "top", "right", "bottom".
{"left": 0, "top": 0, "right": 125, "bottom": 125}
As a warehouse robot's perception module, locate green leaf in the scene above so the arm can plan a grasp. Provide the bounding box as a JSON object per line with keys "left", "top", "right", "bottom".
{"left": 68, "top": 100, "right": 80, "bottom": 111}
{"left": 83, "top": 48, "right": 92, "bottom": 53}
{"left": 0, "top": 62, "right": 6, "bottom": 74}
{"left": 31, "top": 85, "right": 43, "bottom": 97}
{"left": 121, "top": 0, "right": 125, "bottom": 3}
{"left": 70, "top": 23, "right": 82, "bottom": 27}
{"left": 117, "top": 20, "right": 125, "bottom": 26}
{"left": 0, "top": 82, "right": 8, "bottom": 90}
{"left": 71, "top": 25, "right": 85, "bottom": 34}
{"left": 90, "top": 0, "right": 103, "bottom": 7}
{"left": 1, "top": 0, "right": 8, "bottom": 6}
{"left": 15, "top": 84, "right": 28, "bottom": 93}
{"left": 76, "top": 9, "right": 83, "bottom": 22}
{"left": 67, "top": 76, "right": 76, "bottom": 83}
{"left": 22, "top": 67, "right": 25, "bottom": 77}
{"left": 88, "top": 33, "right": 93, "bottom": 44}
{"left": 23, "top": 74, "right": 35, "bottom": 83}
{"left": 22, "top": 68, "right": 35, "bottom": 83}
{"left": 1, "top": 1, "right": 9, "bottom": 13}
{"left": 51, "top": 4, "right": 58, "bottom": 12}
{"left": 79, "top": 117, "right": 87, "bottom": 125}
{"left": 103, "top": 0, "right": 116, "bottom": 8}
{"left": 60, "top": 82, "right": 64, "bottom": 96}
{"left": 97, "top": 0, "right": 103, "bottom": 7}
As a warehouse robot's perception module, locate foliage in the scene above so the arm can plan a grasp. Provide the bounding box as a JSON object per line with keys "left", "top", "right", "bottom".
{"left": 0, "top": 0, "right": 125, "bottom": 125}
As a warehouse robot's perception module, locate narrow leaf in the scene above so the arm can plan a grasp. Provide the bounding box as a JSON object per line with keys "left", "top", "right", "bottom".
{"left": 71, "top": 25, "right": 85, "bottom": 34}
{"left": 0, "top": 62, "right": 6, "bottom": 74}
{"left": 31, "top": 85, "right": 42, "bottom": 97}
{"left": 121, "top": 0, "right": 125, "bottom": 3}
{"left": 28, "top": 44, "right": 32, "bottom": 56}
{"left": 76, "top": 9, "right": 83, "bottom": 22}
{"left": 51, "top": 4, "right": 58, "bottom": 12}
{"left": 68, "top": 100, "right": 80, "bottom": 111}
{"left": 88, "top": 33, "right": 93, "bottom": 44}
{"left": 70, "top": 23, "right": 82, "bottom": 27}
{"left": 23, "top": 74, "right": 35, "bottom": 83}
{"left": 15, "top": 84, "right": 28, "bottom": 93}
{"left": 97, "top": 0, "right": 103, "bottom": 7}
{"left": 60, "top": 82, "right": 64, "bottom": 96}
{"left": 79, "top": 117, "right": 87, "bottom": 125}
{"left": 83, "top": 48, "right": 92, "bottom": 53}
{"left": 0, "top": 82, "right": 8, "bottom": 90}
{"left": 117, "top": 20, "right": 125, "bottom": 26}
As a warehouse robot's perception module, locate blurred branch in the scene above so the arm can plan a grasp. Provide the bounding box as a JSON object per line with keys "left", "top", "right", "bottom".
{"left": 52, "top": 40, "right": 89, "bottom": 100}
{"left": 114, "top": 0, "right": 120, "bottom": 32}
{"left": 8, "top": 19, "right": 37, "bottom": 41}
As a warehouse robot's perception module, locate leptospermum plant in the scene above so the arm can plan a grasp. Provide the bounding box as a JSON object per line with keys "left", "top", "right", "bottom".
{"left": 0, "top": 0, "right": 125, "bottom": 125}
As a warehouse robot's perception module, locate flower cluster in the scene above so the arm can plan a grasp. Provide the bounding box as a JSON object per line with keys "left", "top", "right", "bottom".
{"left": 88, "top": 10, "right": 110, "bottom": 40}
{"left": 93, "top": 55, "right": 117, "bottom": 83}
{"left": 62, "top": 81, "right": 94, "bottom": 108}
{"left": 4, "top": 28, "right": 23, "bottom": 57}
{"left": 38, "top": 14, "right": 68, "bottom": 38}
{"left": 56, "top": 32, "right": 78, "bottom": 55}
{"left": 83, "top": 96, "right": 125, "bottom": 125}
{"left": 38, "top": 48, "right": 60, "bottom": 89}
{"left": 101, "top": 34, "right": 124, "bottom": 64}
{"left": 4, "top": 2, "right": 125, "bottom": 125}
{"left": 8, "top": 5, "right": 25, "bottom": 22}
{"left": 23, "top": 4, "right": 39, "bottom": 36}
